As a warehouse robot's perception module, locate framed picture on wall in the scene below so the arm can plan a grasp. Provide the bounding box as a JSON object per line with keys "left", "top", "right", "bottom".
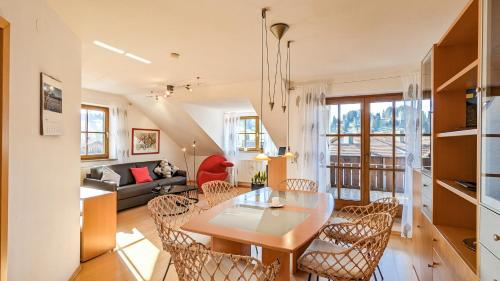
{"left": 131, "top": 128, "right": 160, "bottom": 155}
{"left": 40, "top": 73, "right": 64, "bottom": 135}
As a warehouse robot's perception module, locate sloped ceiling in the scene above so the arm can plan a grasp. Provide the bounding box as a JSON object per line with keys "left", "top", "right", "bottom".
{"left": 47, "top": 0, "right": 469, "bottom": 154}
{"left": 47, "top": 0, "right": 468, "bottom": 95}
{"left": 126, "top": 95, "right": 222, "bottom": 155}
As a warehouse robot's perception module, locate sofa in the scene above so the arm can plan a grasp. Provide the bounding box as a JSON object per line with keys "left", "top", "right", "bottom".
{"left": 83, "top": 160, "right": 187, "bottom": 211}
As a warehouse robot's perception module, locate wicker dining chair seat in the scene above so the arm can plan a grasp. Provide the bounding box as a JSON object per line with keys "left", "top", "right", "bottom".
{"left": 298, "top": 213, "right": 392, "bottom": 281}
{"left": 299, "top": 239, "right": 367, "bottom": 279}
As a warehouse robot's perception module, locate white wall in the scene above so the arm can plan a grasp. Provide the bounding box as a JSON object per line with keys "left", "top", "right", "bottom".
{"left": 182, "top": 103, "right": 225, "bottom": 149}
{"left": 81, "top": 89, "right": 186, "bottom": 171}
{"left": 0, "top": 1, "right": 81, "bottom": 280}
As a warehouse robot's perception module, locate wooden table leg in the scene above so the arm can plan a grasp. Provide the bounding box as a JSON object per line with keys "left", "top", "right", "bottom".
{"left": 211, "top": 237, "right": 251, "bottom": 256}
{"left": 262, "top": 248, "right": 290, "bottom": 281}
{"left": 292, "top": 238, "right": 315, "bottom": 273}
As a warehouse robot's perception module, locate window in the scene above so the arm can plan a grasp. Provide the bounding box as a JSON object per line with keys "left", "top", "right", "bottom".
{"left": 81, "top": 105, "right": 109, "bottom": 160}
{"left": 238, "top": 116, "right": 261, "bottom": 151}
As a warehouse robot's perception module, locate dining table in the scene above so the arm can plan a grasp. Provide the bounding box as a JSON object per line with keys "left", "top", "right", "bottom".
{"left": 181, "top": 187, "right": 334, "bottom": 281}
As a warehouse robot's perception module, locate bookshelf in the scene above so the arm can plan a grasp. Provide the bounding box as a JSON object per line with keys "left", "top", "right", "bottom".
{"left": 413, "top": 0, "right": 480, "bottom": 279}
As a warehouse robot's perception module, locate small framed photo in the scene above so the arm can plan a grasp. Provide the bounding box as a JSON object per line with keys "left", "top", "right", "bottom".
{"left": 132, "top": 128, "right": 160, "bottom": 155}
{"left": 40, "top": 73, "right": 63, "bottom": 135}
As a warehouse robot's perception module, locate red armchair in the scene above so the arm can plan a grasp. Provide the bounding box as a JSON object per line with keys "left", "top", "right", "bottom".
{"left": 196, "top": 155, "right": 234, "bottom": 192}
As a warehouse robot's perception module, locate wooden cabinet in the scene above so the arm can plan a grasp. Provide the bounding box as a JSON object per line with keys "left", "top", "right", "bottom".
{"left": 267, "top": 156, "right": 287, "bottom": 188}
{"left": 413, "top": 170, "right": 433, "bottom": 281}
{"left": 432, "top": 250, "right": 453, "bottom": 281}
{"left": 414, "top": 213, "right": 434, "bottom": 281}
{"left": 80, "top": 187, "right": 116, "bottom": 262}
{"left": 480, "top": 245, "right": 500, "bottom": 280}
{"left": 432, "top": 226, "right": 477, "bottom": 281}
{"left": 480, "top": 1, "right": 500, "bottom": 279}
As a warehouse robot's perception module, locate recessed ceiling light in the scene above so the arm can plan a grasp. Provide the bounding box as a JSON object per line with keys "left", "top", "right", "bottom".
{"left": 125, "top": 53, "right": 152, "bottom": 64}
{"left": 93, "top": 40, "right": 125, "bottom": 54}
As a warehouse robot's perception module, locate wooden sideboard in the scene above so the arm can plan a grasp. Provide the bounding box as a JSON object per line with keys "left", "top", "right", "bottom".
{"left": 80, "top": 187, "right": 116, "bottom": 262}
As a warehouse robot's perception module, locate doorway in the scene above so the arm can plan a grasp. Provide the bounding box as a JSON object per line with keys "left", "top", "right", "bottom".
{"left": 0, "top": 16, "right": 9, "bottom": 281}
{"left": 327, "top": 93, "right": 404, "bottom": 208}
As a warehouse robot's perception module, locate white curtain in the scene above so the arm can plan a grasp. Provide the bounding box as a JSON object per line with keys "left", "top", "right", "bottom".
{"left": 109, "top": 106, "right": 130, "bottom": 163}
{"left": 401, "top": 73, "right": 422, "bottom": 238}
{"left": 223, "top": 113, "right": 240, "bottom": 186}
{"left": 293, "top": 84, "right": 330, "bottom": 192}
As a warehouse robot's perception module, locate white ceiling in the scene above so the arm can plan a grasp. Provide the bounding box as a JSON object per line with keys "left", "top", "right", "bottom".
{"left": 48, "top": 0, "right": 468, "bottom": 95}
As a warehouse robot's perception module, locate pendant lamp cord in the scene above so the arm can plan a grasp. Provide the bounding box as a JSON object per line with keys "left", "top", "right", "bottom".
{"left": 286, "top": 41, "right": 291, "bottom": 150}
{"left": 261, "top": 9, "right": 265, "bottom": 153}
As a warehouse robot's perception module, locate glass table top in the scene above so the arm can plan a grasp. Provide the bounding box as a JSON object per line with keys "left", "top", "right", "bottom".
{"left": 235, "top": 188, "right": 320, "bottom": 209}
{"left": 208, "top": 204, "right": 310, "bottom": 236}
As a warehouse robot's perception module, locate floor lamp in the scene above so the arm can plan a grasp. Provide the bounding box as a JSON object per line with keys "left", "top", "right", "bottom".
{"left": 192, "top": 140, "right": 197, "bottom": 187}
{"left": 181, "top": 147, "right": 190, "bottom": 183}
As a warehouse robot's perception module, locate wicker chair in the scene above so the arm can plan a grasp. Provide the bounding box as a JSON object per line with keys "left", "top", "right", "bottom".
{"left": 169, "top": 240, "right": 280, "bottom": 281}
{"left": 201, "top": 180, "right": 240, "bottom": 208}
{"left": 298, "top": 213, "right": 393, "bottom": 281}
{"left": 147, "top": 194, "right": 210, "bottom": 280}
{"left": 280, "top": 178, "right": 318, "bottom": 192}
{"left": 333, "top": 197, "right": 399, "bottom": 223}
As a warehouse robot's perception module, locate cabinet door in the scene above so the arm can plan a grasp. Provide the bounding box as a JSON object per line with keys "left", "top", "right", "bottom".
{"left": 481, "top": 0, "right": 500, "bottom": 212}
{"left": 432, "top": 250, "right": 453, "bottom": 281}
{"left": 415, "top": 213, "right": 433, "bottom": 281}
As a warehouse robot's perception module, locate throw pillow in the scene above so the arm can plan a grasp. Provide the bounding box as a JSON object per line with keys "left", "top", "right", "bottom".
{"left": 154, "top": 160, "right": 172, "bottom": 178}
{"left": 130, "top": 167, "right": 153, "bottom": 184}
{"left": 101, "top": 167, "right": 121, "bottom": 186}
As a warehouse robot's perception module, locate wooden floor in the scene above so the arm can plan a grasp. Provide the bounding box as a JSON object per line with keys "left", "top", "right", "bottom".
{"left": 74, "top": 195, "right": 418, "bottom": 281}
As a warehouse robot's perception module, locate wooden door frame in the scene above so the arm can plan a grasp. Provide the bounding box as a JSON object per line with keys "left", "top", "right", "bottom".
{"left": 0, "top": 16, "right": 9, "bottom": 281}
{"left": 326, "top": 93, "right": 402, "bottom": 207}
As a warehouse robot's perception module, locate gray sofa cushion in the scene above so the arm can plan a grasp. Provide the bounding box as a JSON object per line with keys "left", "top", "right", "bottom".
{"left": 155, "top": 176, "right": 187, "bottom": 187}
{"left": 116, "top": 181, "right": 158, "bottom": 200}
{"left": 109, "top": 163, "right": 137, "bottom": 186}
{"left": 135, "top": 160, "right": 161, "bottom": 180}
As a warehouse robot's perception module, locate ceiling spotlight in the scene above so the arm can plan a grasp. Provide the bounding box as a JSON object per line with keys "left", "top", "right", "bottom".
{"left": 170, "top": 52, "right": 180, "bottom": 59}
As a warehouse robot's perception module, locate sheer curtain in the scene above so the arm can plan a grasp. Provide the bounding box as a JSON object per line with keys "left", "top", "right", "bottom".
{"left": 261, "top": 127, "right": 278, "bottom": 156}
{"left": 223, "top": 113, "right": 240, "bottom": 186}
{"left": 292, "top": 84, "right": 330, "bottom": 192}
{"left": 401, "top": 73, "right": 422, "bottom": 238}
{"left": 109, "top": 106, "right": 130, "bottom": 163}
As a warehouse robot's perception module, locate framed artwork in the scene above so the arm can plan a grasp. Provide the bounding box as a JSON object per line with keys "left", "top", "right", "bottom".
{"left": 40, "top": 73, "right": 64, "bottom": 135}
{"left": 132, "top": 128, "right": 160, "bottom": 155}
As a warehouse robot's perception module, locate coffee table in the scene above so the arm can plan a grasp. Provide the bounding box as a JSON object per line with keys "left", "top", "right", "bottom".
{"left": 152, "top": 184, "right": 198, "bottom": 202}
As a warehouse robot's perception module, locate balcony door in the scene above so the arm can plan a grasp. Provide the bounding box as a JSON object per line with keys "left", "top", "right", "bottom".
{"left": 327, "top": 94, "right": 404, "bottom": 207}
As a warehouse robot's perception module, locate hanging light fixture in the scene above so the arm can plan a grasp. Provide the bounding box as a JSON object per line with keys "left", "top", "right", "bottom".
{"left": 255, "top": 8, "right": 271, "bottom": 161}
{"left": 270, "top": 23, "right": 289, "bottom": 113}
{"left": 283, "top": 40, "right": 294, "bottom": 158}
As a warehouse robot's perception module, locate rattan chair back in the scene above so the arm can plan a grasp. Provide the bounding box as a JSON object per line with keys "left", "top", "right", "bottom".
{"left": 280, "top": 178, "right": 318, "bottom": 192}
{"left": 201, "top": 180, "right": 240, "bottom": 208}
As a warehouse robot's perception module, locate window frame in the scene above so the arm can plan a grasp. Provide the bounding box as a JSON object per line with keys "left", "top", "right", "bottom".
{"left": 238, "top": 116, "right": 261, "bottom": 152}
{"left": 80, "top": 104, "right": 110, "bottom": 160}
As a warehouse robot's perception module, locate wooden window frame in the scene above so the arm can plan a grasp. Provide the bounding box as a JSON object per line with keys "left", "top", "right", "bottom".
{"left": 326, "top": 93, "right": 404, "bottom": 207}
{"left": 238, "top": 116, "right": 261, "bottom": 152}
{"left": 81, "top": 104, "right": 110, "bottom": 160}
